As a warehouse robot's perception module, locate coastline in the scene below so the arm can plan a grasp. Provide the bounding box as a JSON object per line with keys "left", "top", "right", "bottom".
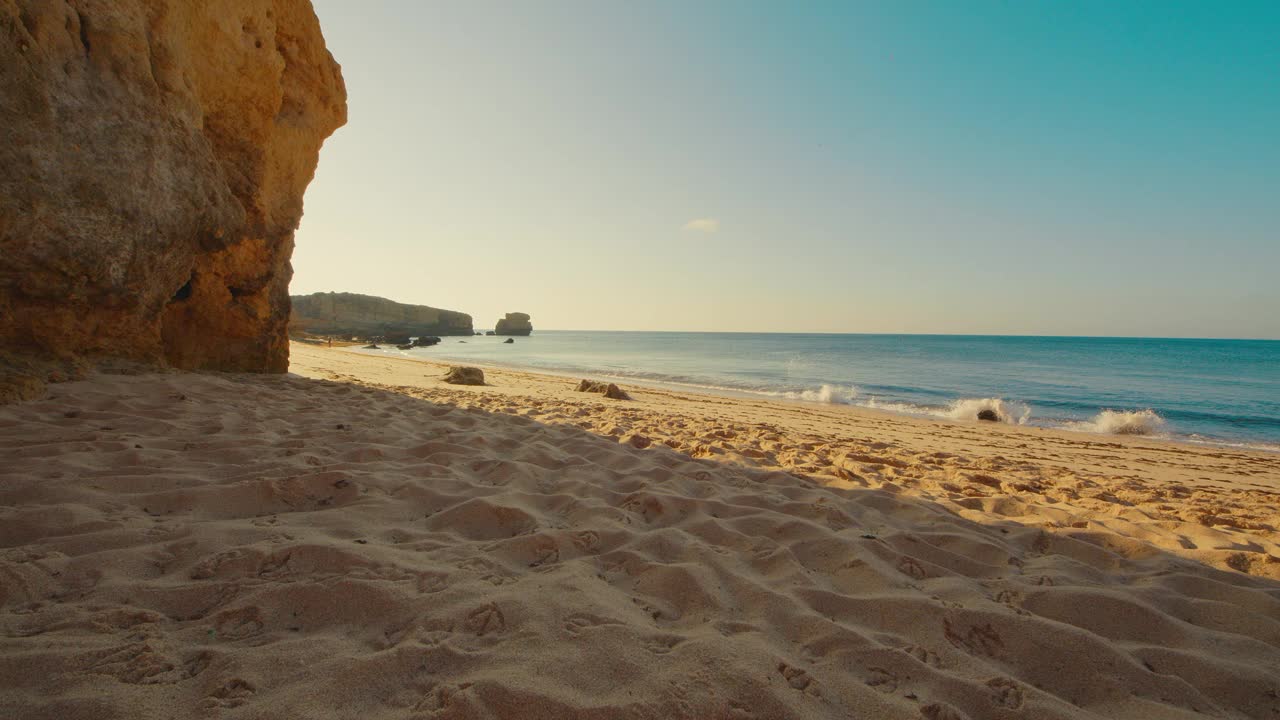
{"left": 294, "top": 343, "right": 1280, "bottom": 578}
{"left": 344, "top": 342, "right": 1280, "bottom": 455}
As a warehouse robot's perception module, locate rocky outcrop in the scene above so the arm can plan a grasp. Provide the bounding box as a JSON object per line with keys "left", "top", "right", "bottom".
{"left": 575, "top": 380, "right": 631, "bottom": 401}
{"left": 0, "top": 0, "right": 346, "bottom": 398}
{"left": 291, "top": 292, "right": 473, "bottom": 339}
{"left": 442, "top": 366, "right": 485, "bottom": 386}
{"left": 495, "top": 312, "right": 532, "bottom": 336}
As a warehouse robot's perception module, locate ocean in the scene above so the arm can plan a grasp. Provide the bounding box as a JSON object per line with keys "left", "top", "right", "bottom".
{"left": 354, "top": 332, "right": 1280, "bottom": 451}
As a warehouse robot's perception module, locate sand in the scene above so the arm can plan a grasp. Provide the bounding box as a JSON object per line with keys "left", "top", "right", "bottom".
{"left": 2, "top": 343, "right": 1278, "bottom": 719}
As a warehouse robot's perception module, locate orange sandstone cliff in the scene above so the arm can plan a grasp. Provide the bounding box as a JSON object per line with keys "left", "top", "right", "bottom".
{"left": 0, "top": 0, "right": 346, "bottom": 398}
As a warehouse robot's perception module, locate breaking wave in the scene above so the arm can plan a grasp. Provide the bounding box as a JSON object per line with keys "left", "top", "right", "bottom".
{"left": 783, "top": 384, "right": 860, "bottom": 405}
{"left": 938, "top": 397, "right": 1031, "bottom": 425}
{"left": 1071, "top": 409, "right": 1167, "bottom": 436}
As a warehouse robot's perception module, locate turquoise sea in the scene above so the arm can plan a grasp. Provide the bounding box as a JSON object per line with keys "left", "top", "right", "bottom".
{"left": 356, "top": 332, "right": 1280, "bottom": 452}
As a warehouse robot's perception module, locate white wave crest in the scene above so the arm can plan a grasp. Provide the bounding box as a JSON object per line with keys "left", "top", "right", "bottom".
{"left": 862, "top": 398, "right": 927, "bottom": 415}
{"left": 941, "top": 398, "right": 1031, "bottom": 425}
{"left": 785, "top": 384, "right": 860, "bottom": 405}
{"left": 1073, "top": 409, "right": 1166, "bottom": 436}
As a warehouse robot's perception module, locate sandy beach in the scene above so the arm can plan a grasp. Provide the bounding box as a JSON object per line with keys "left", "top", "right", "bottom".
{"left": 2, "top": 342, "right": 1278, "bottom": 719}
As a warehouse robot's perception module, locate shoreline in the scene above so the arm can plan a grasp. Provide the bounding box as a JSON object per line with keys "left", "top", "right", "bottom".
{"left": 341, "top": 344, "right": 1280, "bottom": 455}
{"left": 292, "top": 341, "right": 1280, "bottom": 579}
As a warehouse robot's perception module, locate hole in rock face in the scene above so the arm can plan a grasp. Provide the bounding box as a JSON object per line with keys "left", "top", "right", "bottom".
{"left": 76, "top": 11, "right": 90, "bottom": 54}
{"left": 228, "top": 285, "right": 252, "bottom": 298}
{"left": 171, "top": 277, "right": 194, "bottom": 302}
{"left": 18, "top": 8, "right": 36, "bottom": 36}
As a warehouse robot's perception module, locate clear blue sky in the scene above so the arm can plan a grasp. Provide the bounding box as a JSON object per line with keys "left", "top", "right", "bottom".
{"left": 294, "top": 1, "right": 1279, "bottom": 338}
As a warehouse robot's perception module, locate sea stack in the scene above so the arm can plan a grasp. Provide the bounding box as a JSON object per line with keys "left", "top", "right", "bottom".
{"left": 0, "top": 0, "right": 347, "bottom": 400}
{"left": 495, "top": 312, "right": 533, "bottom": 336}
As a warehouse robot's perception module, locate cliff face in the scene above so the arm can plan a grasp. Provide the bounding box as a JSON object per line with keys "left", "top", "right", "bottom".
{"left": 0, "top": 0, "right": 346, "bottom": 394}
{"left": 291, "top": 292, "right": 474, "bottom": 338}
{"left": 495, "top": 312, "right": 533, "bottom": 336}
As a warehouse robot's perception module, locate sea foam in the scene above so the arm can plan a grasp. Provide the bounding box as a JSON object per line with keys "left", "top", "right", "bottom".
{"left": 787, "top": 384, "right": 860, "bottom": 404}
{"left": 940, "top": 397, "right": 1031, "bottom": 425}
{"left": 1073, "top": 409, "right": 1166, "bottom": 436}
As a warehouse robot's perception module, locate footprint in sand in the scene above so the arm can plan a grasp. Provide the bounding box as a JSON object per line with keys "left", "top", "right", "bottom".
{"left": 777, "top": 662, "right": 818, "bottom": 694}
{"left": 189, "top": 548, "right": 248, "bottom": 580}
{"left": 204, "top": 678, "right": 256, "bottom": 709}
{"left": 380, "top": 618, "right": 419, "bottom": 649}
{"left": 571, "top": 530, "right": 600, "bottom": 552}
{"left": 413, "top": 683, "right": 473, "bottom": 715}
{"left": 920, "top": 702, "right": 968, "bottom": 719}
{"left": 464, "top": 603, "right": 505, "bottom": 636}
{"left": 986, "top": 677, "right": 1025, "bottom": 709}
{"left": 182, "top": 651, "right": 211, "bottom": 679}
{"left": 80, "top": 642, "right": 174, "bottom": 684}
{"left": 993, "top": 588, "right": 1026, "bottom": 613}
{"left": 642, "top": 634, "right": 684, "bottom": 655}
{"left": 902, "top": 645, "right": 942, "bottom": 668}
{"left": 213, "top": 606, "right": 264, "bottom": 641}
{"left": 864, "top": 666, "right": 899, "bottom": 693}
{"left": 416, "top": 572, "right": 448, "bottom": 594}
{"left": 896, "top": 556, "right": 929, "bottom": 580}
{"left": 454, "top": 557, "right": 516, "bottom": 586}
{"left": 528, "top": 536, "right": 560, "bottom": 568}
{"left": 942, "top": 618, "right": 1003, "bottom": 658}
{"left": 562, "top": 612, "right": 621, "bottom": 637}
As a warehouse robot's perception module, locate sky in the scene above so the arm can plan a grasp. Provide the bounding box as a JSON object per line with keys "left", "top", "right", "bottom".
{"left": 293, "top": 1, "right": 1279, "bottom": 338}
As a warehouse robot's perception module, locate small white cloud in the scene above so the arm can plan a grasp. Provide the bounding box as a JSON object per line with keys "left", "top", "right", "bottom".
{"left": 682, "top": 218, "right": 719, "bottom": 233}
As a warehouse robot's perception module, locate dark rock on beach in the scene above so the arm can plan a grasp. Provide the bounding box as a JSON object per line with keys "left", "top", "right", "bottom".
{"left": 575, "top": 380, "right": 632, "bottom": 400}
{"left": 977, "top": 409, "right": 1000, "bottom": 422}
{"left": 443, "top": 367, "right": 486, "bottom": 386}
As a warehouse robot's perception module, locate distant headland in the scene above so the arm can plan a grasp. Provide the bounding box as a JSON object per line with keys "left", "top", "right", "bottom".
{"left": 290, "top": 291, "right": 531, "bottom": 341}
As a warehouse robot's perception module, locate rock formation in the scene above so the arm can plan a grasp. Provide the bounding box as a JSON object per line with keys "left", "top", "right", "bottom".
{"left": 575, "top": 379, "right": 632, "bottom": 401}
{"left": 495, "top": 312, "right": 532, "bottom": 336}
{"left": 291, "top": 292, "right": 473, "bottom": 339}
{"left": 0, "top": 0, "right": 346, "bottom": 399}
{"left": 442, "top": 366, "right": 485, "bottom": 386}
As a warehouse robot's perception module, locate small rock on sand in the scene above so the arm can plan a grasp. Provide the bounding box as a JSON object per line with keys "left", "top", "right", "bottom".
{"left": 575, "top": 379, "right": 631, "bottom": 400}
{"left": 621, "top": 433, "right": 652, "bottom": 449}
{"left": 443, "top": 367, "right": 486, "bottom": 386}
{"left": 977, "top": 409, "right": 1000, "bottom": 422}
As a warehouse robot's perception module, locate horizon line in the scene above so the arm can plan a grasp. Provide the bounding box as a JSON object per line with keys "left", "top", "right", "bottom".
{"left": 526, "top": 329, "right": 1280, "bottom": 342}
